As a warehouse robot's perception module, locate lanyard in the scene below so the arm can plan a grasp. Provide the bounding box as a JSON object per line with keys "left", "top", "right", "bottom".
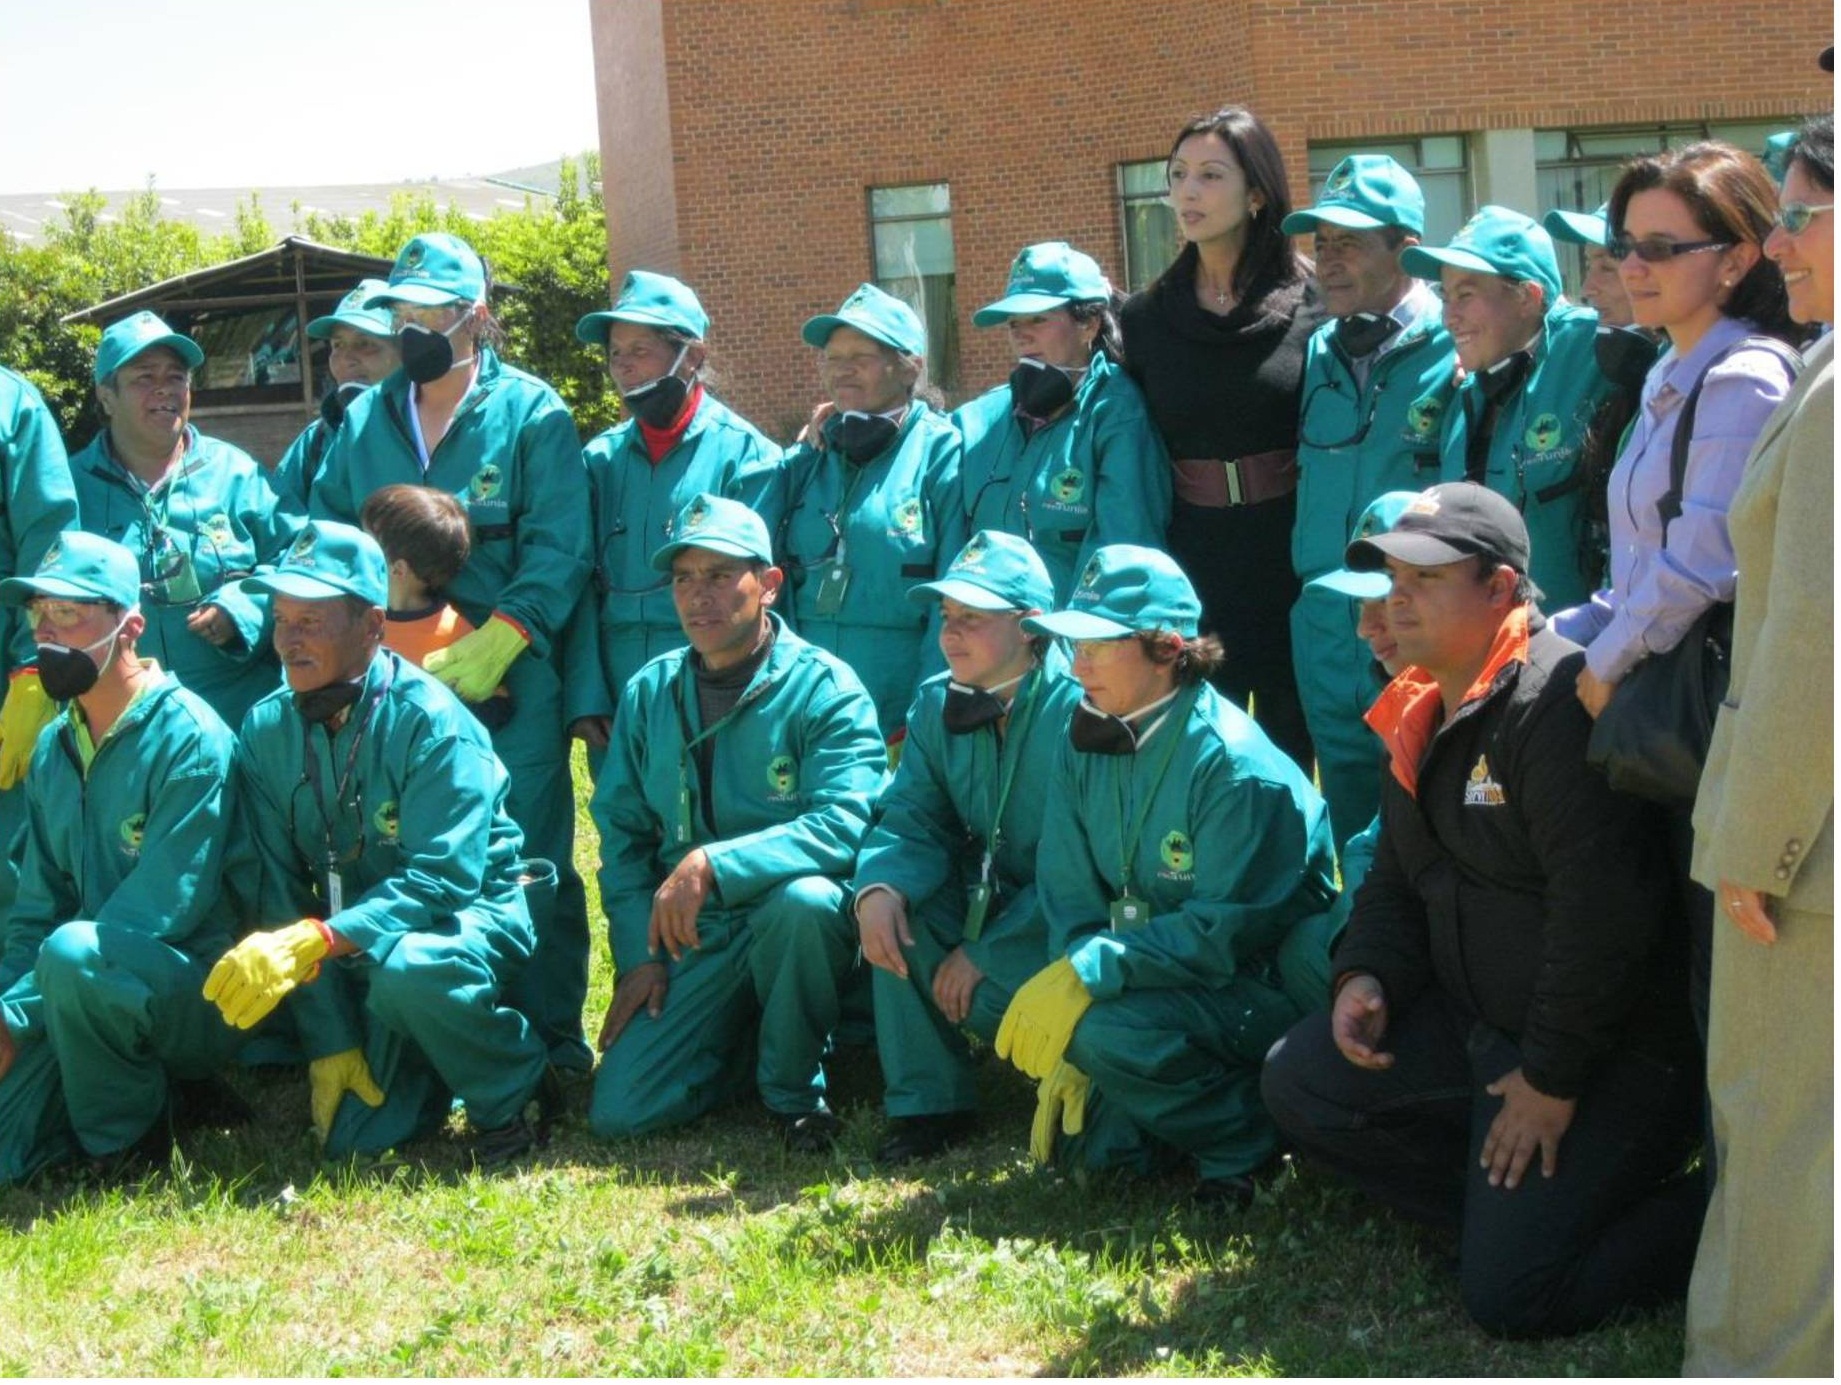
{"left": 978, "top": 666, "right": 1043, "bottom": 882}
{"left": 670, "top": 652, "right": 768, "bottom": 845}
{"left": 822, "top": 458, "right": 870, "bottom": 565}
{"left": 300, "top": 664, "right": 394, "bottom": 878}
{"left": 1113, "top": 685, "right": 1196, "bottom": 898}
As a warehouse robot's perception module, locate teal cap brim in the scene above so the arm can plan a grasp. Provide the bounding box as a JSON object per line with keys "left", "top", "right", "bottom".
{"left": 1399, "top": 244, "right": 1501, "bottom": 282}
{"left": 649, "top": 536, "right": 768, "bottom": 572}
{"left": 0, "top": 575, "right": 113, "bottom": 605}
{"left": 363, "top": 283, "right": 466, "bottom": 309}
{"left": 1282, "top": 206, "right": 1391, "bottom": 234}
{"left": 907, "top": 577, "right": 1021, "bottom": 611}
{"left": 306, "top": 312, "right": 393, "bottom": 341}
{"left": 116, "top": 334, "right": 205, "bottom": 372}
{"left": 1022, "top": 610, "right": 1136, "bottom": 640}
{"left": 972, "top": 292, "right": 1086, "bottom": 327}
{"left": 245, "top": 571, "right": 376, "bottom": 603}
{"left": 800, "top": 313, "right": 917, "bottom": 354}
{"left": 1306, "top": 569, "right": 1391, "bottom": 600}
{"left": 1543, "top": 209, "right": 1608, "bottom": 247}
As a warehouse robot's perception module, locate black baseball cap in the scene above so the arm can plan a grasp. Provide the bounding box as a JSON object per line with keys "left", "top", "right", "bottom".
{"left": 1345, "top": 482, "right": 1531, "bottom": 575}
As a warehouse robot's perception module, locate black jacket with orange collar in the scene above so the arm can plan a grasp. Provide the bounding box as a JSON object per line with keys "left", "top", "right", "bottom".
{"left": 1331, "top": 606, "right": 1696, "bottom": 1099}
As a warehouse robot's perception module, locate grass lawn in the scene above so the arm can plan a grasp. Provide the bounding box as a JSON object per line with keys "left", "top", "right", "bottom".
{"left": 0, "top": 747, "right": 1687, "bottom": 1376}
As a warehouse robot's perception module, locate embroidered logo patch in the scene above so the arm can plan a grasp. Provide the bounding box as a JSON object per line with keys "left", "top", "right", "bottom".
{"left": 286, "top": 528, "right": 319, "bottom": 567}
{"left": 119, "top": 812, "right": 146, "bottom": 855}
{"left": 1406, "top": 394, "right": 1444, "bottom": 439}
{"left": 1524, "top": 412, "right": 1563, "bottom": 453}
{"left": 1464, "top": 754, "right": 1507, "bottom": 806}
{"left": 1159, "top": 829, "right": 1194, "bottom": 875}
{"left": 893, "top": 497, "right": 923, "bottom": 536}
{"left": 468, "top": 463, "right": 503, "bottom": 503}
{"left": 1049, "top": 467, "right": 1086, "bottom": 505}
{"left": 953, "top": 532, "right": 989, "bottom": 572}
{"left": 372, "top": 800, "right": 401, "bottom": 842}
{"left": 767, "top": 754, "right": 797, "bottom": 797}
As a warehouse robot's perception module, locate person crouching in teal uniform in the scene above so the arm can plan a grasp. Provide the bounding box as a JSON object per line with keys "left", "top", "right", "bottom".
{"left": 852, "top": 530, "right": 1083, "bottom": 1163}
{"left": 955, "top": 243, "right": 1172, "bottom": 602}
{"left": 272, "top": 280, "right": 399, "bottom": 512}
{"left": 206, "top": 522, "right": 555, "bottom": 1164}
{"left": 1003, "top": 544, "right": 1338, "bottom": 1202}
{"left": 565, "top": 271, "right": 784, "bottom": 758}
{"left": 72, "top": 311, "right": 300, "bottom": 733}
{"left": 1283, "top": 156, "right": 1458, "bottom": 844}
{"left": 309, "top": 233, "right": 594, "bottom": 1076}
{"left": 776, "top": 283, "right": 965, "bottom": 752}
{"left": 588, "top": 495, "right": 886, "bottom": 1152}
{"left": 0, "top": 534, "right": 243, "bottom": 1182}
{"left": 1401, "top": 208, "right": 1615, "bottom": 610}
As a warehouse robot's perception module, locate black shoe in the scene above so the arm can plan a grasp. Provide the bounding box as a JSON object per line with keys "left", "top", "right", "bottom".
{"left": 471, "top": 1066, "right": 564, "bottom": 1169}
{"left": 82, "top": 1114, "right": 174, "bottom": 1184}
{"left": 169, "top": 1076, "right": 255, "bottom": 1132}
{"left": 875, "top": 1112, "right": 977, "bottom": 1166}
{"left": 1193, "top": 1152, "right": 1286, "bottom": 1209}
{"left": 773, "top": 1108, "right": 842, "bottom": 1154}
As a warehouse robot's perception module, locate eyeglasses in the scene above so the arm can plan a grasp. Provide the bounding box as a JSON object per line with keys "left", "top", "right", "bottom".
{"left": 1066, "top": 636, "right": 1134, "bottom": 661}
{"left": 1774, "top": 202, "right": 1834, "bottom": 235}
{"left": 25, "top": 598, "right": 109, "bottom": 631}
{"left": 1605, "top": 235, "right": 1732, "bottom": 264}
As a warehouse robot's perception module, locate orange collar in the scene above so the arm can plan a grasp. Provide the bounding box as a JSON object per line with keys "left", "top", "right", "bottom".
{"left": 1365, "top": 606, "right": 1532, "bottom": 798}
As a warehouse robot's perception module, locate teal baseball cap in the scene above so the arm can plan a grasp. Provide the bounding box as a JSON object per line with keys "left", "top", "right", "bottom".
{"left": 364, "top": 233, "right": 487, "bottom": 309}
{"left": 246, "top": 520, "right": 388, "bottom": 607}
{"left": 650, "top": 493, "right": 773, "bottom": 571}
{"left": 306, "top": 279, "right": 396, "bottom": 340}
{"left": 802, "top": 283, "right": 927, "bottom": 357}
{"left": 1306, "top": 491, "right": 1422, "bottom": 600}
{"left": 1762, "top": 130, "right": 1798, "bottom": 182}
{"left": 576, "top": 270, "right": 710, "bottom": 346}
{"left": 0, "top": 532, "right": 142, "bottom": 609}
{"left": 972, "top": 242, "right": 1111, "bottom": 327}
{"left": 909, "top": 530, "right": 1055, "bottom": 613}
{"left": 1283, "top": 155, "right": 1426, "bottom": 236}
{"left": 93, "top": 310, "right": 204, "bottom": 384}
{"left": 1400, "top": 206, "right": 1563, "bottom": 305}
{"left": 1024, "top": 544, "right": 1201, "bottom": 641}
{"left": 1542, "top": 202, "right": 1610, "bottom": 249}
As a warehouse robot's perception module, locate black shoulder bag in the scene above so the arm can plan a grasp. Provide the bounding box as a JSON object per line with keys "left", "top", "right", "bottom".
{"left": 1586, "top": 337, "right": 1802, "bottom": 808}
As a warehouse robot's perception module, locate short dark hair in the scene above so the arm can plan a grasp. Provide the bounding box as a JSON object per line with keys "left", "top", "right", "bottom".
{"left": 1469, "top": 555, "right": 1542, "bottom": 606}
{"left": 360, "top": 484, "right": 471, "bottom": 591}
{"left": 1790, "top": 113, "right": 1835, "bottom": 192}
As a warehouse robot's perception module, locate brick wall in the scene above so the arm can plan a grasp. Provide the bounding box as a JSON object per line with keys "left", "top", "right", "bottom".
{"left": 593, "top": 0, "right": 1831, "bottom": 437}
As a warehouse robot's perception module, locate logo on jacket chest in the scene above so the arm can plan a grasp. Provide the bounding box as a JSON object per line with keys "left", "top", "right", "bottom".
{"left": 767, "top": 754, "right": 798, "bottom": 801}
{"left": 119, "top": 812, "right": 147, "bottom": 857}
{"left": 1045, "top": 466, "right": 1088, "bottom": 509}
{"left": 1463, "top": 754, "right": 1507, "bottom": 807}
{"left": 1157, "top": 828, "right": 1195, "bottom": 881}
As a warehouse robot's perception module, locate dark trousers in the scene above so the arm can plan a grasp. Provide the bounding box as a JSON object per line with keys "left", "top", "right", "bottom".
{"left": 1167, "top": 497, "right": 1312, "bottom": 772}
{"left": 1261, "top": 992, "right": 1707, "bottom": 1339}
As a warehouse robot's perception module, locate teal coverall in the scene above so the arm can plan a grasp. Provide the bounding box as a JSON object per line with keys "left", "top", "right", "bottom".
{"left": 774, "top": 401, "right": 964, "bottom": 738}
{"left": 239, "top": 651, "right": 549, "bottom": 1157}
{"left": 271, "top": 415, "right": 333, "bottom": 513}
{"left": 1040, "top": 682, "right": 1338, "bottom": 1178}
{"left": 311, "top": 350, "right": 594, "bottom": 1071}
{"left": 1289, "top": 302, "right": 1456, "bottom": 843}
{"left": 852, "top": 659, "right": 1085, "bottom": 1116}
{"left": 954, "top": 355, "right": 1172, "bottom": 602}
{"left": 69, "top": 425, "right": 299, "bottom": 733}
{"left": 588, "top": 614, "right": 886, "bottom": 1138}
{"left": 1437, "top": 304, "right": 1612, "bottom": 610}
{"left": 564, "top": 392, "right": 782, "bottom": 729}
{"left": 0, "top": 367, "right": 79, "bottom": 915}
{"left": 0, "top": 673, "right": 241, "bottom": 1181}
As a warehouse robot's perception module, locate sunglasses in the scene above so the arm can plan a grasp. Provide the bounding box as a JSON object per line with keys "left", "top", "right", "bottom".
{"left": 1774, "top": 202, "right": 1834, "bottom": 235}
{"left": 1605, "top": 235, "right": 1732, "bottom": 264}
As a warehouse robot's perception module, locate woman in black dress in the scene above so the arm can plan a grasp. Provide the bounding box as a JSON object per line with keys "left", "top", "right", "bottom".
{"left": 1120, "top": 105, "right": 1320, "bottom": 771}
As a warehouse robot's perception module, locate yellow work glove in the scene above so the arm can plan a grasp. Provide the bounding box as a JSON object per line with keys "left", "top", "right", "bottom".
{"left": 422, "top": 613, "right": 529, "bottom": 702}
{"left": 203, "top": 920, "right": 333, "bottom": 1030}
{"left": 995, "top": 957, "right": 1093, "bottom": 1080}
{"left": 0, "top": 671, "right": 55, "bottom": 790}
{"left": 1029, "top": 1059, "right": 1090, "bottom": 1164}
{"left": 308, "top": 1047, "right": 386, "bottom": 1142}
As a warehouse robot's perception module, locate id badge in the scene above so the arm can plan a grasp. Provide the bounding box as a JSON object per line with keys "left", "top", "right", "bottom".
{"left": 326, "top": 863, "right": 344, "bottom": 915}
{"left": 963, "top": 881, "right": 993, "bottom": 942}
{"left": 675, "top": 781, "right": 694, "bottom": 845}
{"left": 814, "top": 562, "right": 852, "bottom": 615}
{"left": 1110, "top": 893, "right": 1149, "bottom": 933}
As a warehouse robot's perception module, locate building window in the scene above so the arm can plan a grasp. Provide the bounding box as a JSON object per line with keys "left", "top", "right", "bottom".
{"left": 1306, "top": 137, "right": 1471, "bottom": 247}
{"left": 870, "top": 183, "right": 957, "bottom": 394}
{"left": 1536, "top": 121, "right": 1794, "bottom": 298}
{"left": 1118, "top": 160, "right": 1177, "bottom": 293}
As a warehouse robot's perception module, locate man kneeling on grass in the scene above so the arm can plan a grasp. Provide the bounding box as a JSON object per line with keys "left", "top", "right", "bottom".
{"left": 0, "top": 534, "right": 244, "bottom": 1182}
{"left": 588, "top": 494, "right": 886, "bottom": 1152}
{"left": 205, "top": 521, "right": 556, "bottom": 1166}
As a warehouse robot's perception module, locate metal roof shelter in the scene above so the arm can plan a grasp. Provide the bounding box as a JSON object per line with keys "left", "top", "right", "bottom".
{"left": 64, "top": 237, "right": 395, "bottom": 463}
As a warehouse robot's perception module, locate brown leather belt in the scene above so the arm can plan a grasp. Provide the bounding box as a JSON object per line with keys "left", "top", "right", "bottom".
{"left": 1172, "top": 450, "right": 1298, "bottom": 508}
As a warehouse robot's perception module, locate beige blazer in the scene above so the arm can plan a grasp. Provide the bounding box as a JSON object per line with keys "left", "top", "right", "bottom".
{"left": 1692, "top": 332, "right": 1834, "bottom": 912}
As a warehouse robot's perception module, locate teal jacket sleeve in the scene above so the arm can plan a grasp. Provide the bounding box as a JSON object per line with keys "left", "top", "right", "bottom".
{"left": 270, "top": 421, "right": 322, "bottom": 514}
{"left": 0, "top": 384, "right": 78, "bottom": 675}
{"left": 852, "top": 692, "right": 962, "bottom": 908}
{"left": 205, "top": 461, "right": 304, "bottom": 661}
{"left": 1036, "top": 739, "right": 1117, "bottom": 961}
{"left": 1082, "top": 379, "right": 1172, "bottom": 574}
{"left": 729, "top": 433, "right": 787, "bottom": 535}
{"left": 703, "top": 676, "right": 885, "bottom": 907}
{"left": 498, "top": 397, "right": 593, "bottom": 658}
{"left": 326, "top": 735, "right": 512, "bottom": 959}
{"left": 915, "top": 437, "right": 967, "bottom": 687}
{"left": 0, "top": 737, "right": 77, "bottom": 1037}
{"left": 589, "top": 678, "right": 668, "bottom": 974}
{"left": 560, "top": 582, "right": 611, "bottom": 728}
{"left": 237, "top": 729, "right": 324, "bottom": 928}
{"left": 1067, "top": 757, "right": 1332, "bottom": 999}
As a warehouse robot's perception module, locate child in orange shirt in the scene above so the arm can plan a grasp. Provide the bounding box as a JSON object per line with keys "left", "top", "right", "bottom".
{"left": 360, "top": 484, "right": 512, "bottom": 729}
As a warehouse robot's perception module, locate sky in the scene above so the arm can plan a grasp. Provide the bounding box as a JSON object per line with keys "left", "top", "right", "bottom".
{"left": 0, "top": 0, "right": 600, "bottom": 194}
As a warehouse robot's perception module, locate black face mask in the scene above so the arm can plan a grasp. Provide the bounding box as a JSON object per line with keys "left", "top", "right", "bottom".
{"left": 624, "top": 372, "right": 691, "bottom": 429}
{"left": 1335, "top": 311, "right": 1401, "bottom": 359}
{"left": 1069, "top": 700, "right": 1139, "bottom": 755}
{"left": 38, "top": 643, "right": 104, "bottom": 701}
{"left": 295, "top": 679, "right": 364, "bottom": 726}
{"left": 823, "top": 410, "right": 901, "bottom": 466}
{"left": 942, "top": 681, "right": 1010, "bottom": 735}
{"left": 1009, "top": 357, "right": 1081, "bottom": 421}
{"left": 397, "top": 318, "right": 476, "bottom": 386}
{"left": 319, "top": 380, "right": 367, "bottom": 431}
{"left": 1593, "top": 324, "right": 1661, "bottom": 394}
{"left": 1476, "top": 349, "right": 1534, "bottom": 405}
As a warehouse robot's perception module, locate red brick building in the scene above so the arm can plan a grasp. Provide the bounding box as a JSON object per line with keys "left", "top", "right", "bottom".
{"left": 590, "top": 0, "right": 1830, "bottom": 437}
